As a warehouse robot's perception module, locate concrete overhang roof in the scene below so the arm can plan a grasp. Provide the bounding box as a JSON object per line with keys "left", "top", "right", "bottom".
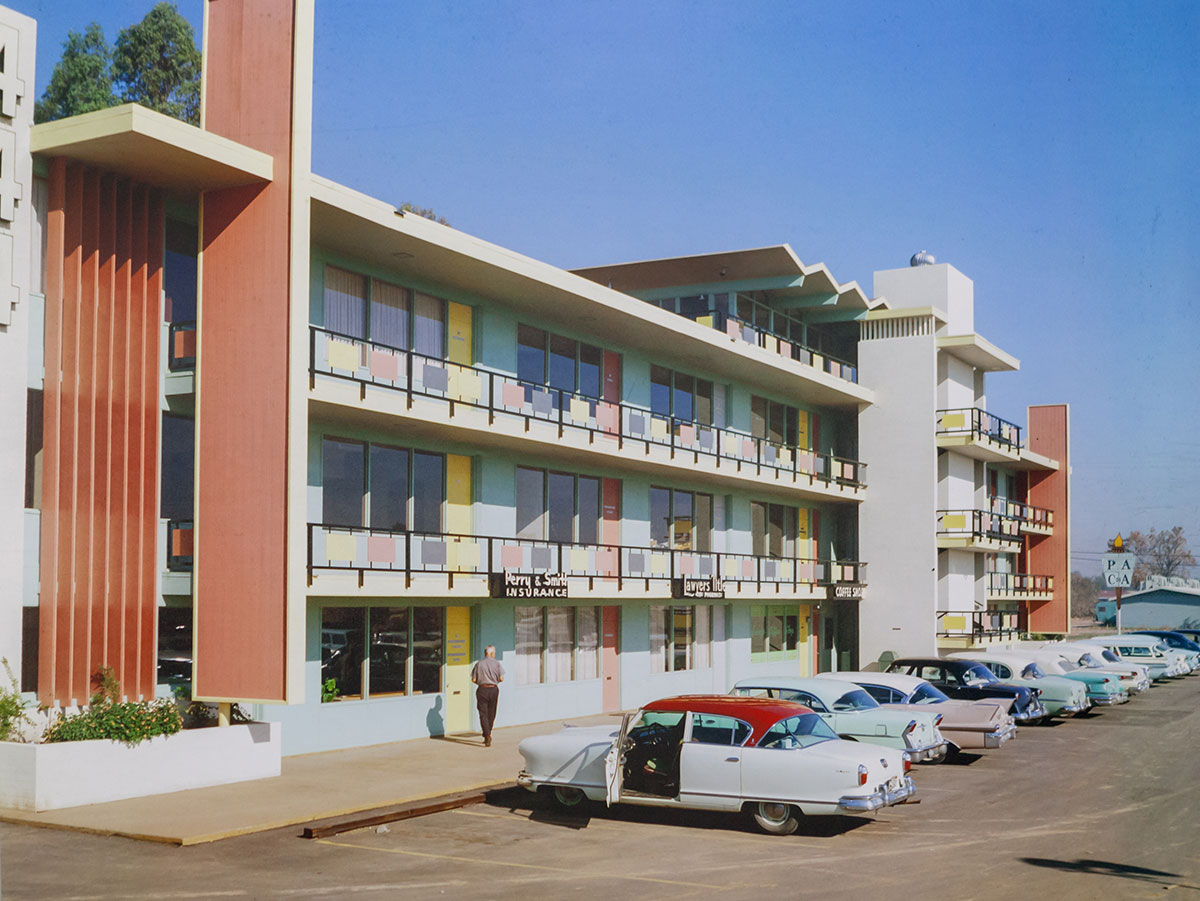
{"left": 31, "top": 104, "right": 274, "bottom": 195}
{"left": 309, "top": 177, "right": 875, "bottom": 408}
{"left": 937, "top": 333, "right": 1019, "bottom": 372}
{"left": 1007, "top": 448, "right": 1060, "bottom": 472}
{"left": 570, "top": 245, "right": 887, "bottom": 313}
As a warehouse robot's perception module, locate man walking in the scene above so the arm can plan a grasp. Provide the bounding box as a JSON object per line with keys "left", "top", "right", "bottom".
{"left": 471, "top": 645, "right": 504, "bottom": 747}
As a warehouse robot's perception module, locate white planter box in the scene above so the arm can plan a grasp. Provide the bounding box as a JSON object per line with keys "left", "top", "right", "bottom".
{"left": 0, "top": 722, "right": 281, "bottom": 811}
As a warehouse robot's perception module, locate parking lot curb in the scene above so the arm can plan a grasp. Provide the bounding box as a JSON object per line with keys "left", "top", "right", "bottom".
{"left": 300, "top": 782, "right": 518, "bottom": 839}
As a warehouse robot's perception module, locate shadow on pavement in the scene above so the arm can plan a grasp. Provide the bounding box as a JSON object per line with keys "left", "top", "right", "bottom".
{"left": 941, "top": 751, "right": 983, "bottom": 766}
{"left": 492, "top": 787, "right": 874, "bottom": 838}
{"left": 1020, "top": 857, "right": 1199, "bottom": 891}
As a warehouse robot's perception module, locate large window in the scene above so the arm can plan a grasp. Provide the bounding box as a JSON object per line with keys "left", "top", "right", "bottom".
{"left": 515, "top": 468, "right": 603, "bottom": 544}
{"left": 650, "top": 487, "right": 712, "bottom": 551}
{"left": 516, "top": 324, "right": 611, "bottom": 400}
{"left": 514, "top": 606, "right": 601, "bottom": 685}
{"left": 321, "top": 605, "right": 444, "bottom": 701}
{"left": 161, "top": 413, "right": 195, "bottom": 521}
{"left": 750, "top": 605, "right": 802, "bottom": 663}
{"left": 321, "top": 437, "right": 443, "bottom": 533}
{"left": 751, "top": 501, "right": 799, "bottom": 558}
{"left": 649, "top": 365, "right": 713, "bottom": 425}
{"left": 649, "top": 605, "right": 712, "bottom": 673}
{"left": 750, "top": 396, "right": 800, "bottom": 448}
{"left": 164, "top": 219, "right": 197, "bottom": 324}
{"left": 323, "top": 265, "right": 447, "bottom": 358}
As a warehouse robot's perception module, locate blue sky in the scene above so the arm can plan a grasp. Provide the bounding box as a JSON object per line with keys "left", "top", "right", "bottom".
{"left": 18, "top": 0, "right": 1199, "bottom": 576}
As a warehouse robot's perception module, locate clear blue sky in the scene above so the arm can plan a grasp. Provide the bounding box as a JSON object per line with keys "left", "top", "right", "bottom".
{"left": 18, "top": 0, "right": 1200, "bottom": 576}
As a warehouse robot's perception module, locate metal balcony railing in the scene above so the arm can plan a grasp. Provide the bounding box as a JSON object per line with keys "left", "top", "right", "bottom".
{"left": 717, "top": 313, "right": 858, "bottom": 383}
{"left": 168, "top": 321, "right": 196, "bottom": 372}
{"left": 307, "top": 523, "right": 865, "bottom": 591}
{"left": 987, "top": 572, "right": 1054, "bottom": 594}
{"left": 936, "top": 408, "right": 1022, "bottom": 450}
{"left": 936, "top": 509, "right": 1022, "bottom": 544}
{"left": 937, "top": 610, "right": 1023, "bottom": 641}
{"left": 167, "top": 519, "right": 193, "bottom": 571}
{"left": 310, "top": 327, "right": 867, "bottom": 489}
{"left": 987, "top": 496, "right": 1054, "bottom": 529}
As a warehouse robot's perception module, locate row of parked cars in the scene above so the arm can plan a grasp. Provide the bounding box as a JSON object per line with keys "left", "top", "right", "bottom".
{"left": 516, "top": 630, "right": 1200, "bottom": 835}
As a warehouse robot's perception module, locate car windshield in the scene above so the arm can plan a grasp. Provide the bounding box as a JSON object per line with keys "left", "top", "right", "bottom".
{"left": 961, "top": 664, "right": 997, "bottom": 685}
{"left": 831, "top": 689, "right": 878, "bottom": 711}
{"left": 1021, "top": 663, "right": 1046, "bottom": 678}
{"left": 756, "top": 713, "right": 837, "bottom": 750}
{"left": 908, "top": 683, "right": 949, "bottom": 704}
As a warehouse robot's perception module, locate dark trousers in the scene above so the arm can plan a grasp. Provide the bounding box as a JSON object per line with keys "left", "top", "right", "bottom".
{"left": 476, "top": 684, "right": 499, "bottom": 740}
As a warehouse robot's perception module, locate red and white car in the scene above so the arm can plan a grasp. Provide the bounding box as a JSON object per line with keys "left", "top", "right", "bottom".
{"left": 517, "top": 695, "right": 916, "bottom": 835}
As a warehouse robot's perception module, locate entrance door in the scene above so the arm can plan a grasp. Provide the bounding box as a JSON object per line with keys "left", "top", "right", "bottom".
{"left": 602, "top": 606, "right": 620, "bottom": 711}
{"left": 444, "top": 606, "right": 472, "bottom": 734}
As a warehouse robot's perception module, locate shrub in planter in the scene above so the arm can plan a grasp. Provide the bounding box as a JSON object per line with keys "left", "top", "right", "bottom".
{"left": 0, "top": 657, "right": 33, "bottom": 742}
{"left": 42, "top": 666, "right": 183, "bottom": 744}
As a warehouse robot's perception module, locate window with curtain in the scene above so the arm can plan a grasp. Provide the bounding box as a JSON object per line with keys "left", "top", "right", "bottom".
{"left": 323, "top": 438, "right": 366, "bottom": 527}
{"left": 371, "top": 278, "right": 410, "bottom": 351}
{"left": 751, "top": 501, "right": 798, "bottom": 558}
{"left": 516, "top": 469, "right": 603, "bottom": 544}
{"left": 515, "top": 606, "right": 544, "bottom": 685}
{"left": 576, "top": 606, "right": 600, "bottom": 679}
{"left": 413, "top": 292, "right": 445, "bottom": 358}
{"left": 546, "top": 606, "right": 575, "bottom": 682}
{"left": 751, "top": 396, "right": 800, "bottom": 447}
{"left": 324, "top": 266, "right": 368, "bottom": 339}
{"left": 650, "top": 487, "right": 712, "bottom": 551}
{"left": 750, "top": 605, "right": 800, "bottom": 663}
{"left": 649, "top": 605, "right": 711, "bottom": 673}
{"left": 322, "top": 437, "right": 442, "bottom": 533}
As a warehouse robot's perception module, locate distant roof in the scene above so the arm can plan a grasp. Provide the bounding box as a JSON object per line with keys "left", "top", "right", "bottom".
{"left": 571, "top": 245, "right": 886, "bottom": 312}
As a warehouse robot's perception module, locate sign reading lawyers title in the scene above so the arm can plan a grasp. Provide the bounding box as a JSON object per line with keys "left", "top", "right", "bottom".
{"left": 828, "top": 583, "right": 865, "bottom": 600}
{"left": 673, "top": 576, "right": 726, "bottom": 599}
{"left": 490, "top": 572, "right": 568, "bottom": 599}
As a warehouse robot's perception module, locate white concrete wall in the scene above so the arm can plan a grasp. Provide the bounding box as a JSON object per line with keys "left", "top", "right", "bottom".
{"left": 938, "top": 549, "right": 979, "bottom": 614}
{"left": 857, "top": 319, "right": 939, "bottom": 663}
{"left": 0, "top": 8, "right": 36, "bottom": 683}
{"left": 874, "top": 263, "right": 974, "bottom": 334}
{"left": 938, "top": 355, "right": 977, "bottom": 410}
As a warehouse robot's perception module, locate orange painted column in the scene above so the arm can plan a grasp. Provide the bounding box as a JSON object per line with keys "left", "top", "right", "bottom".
{"left": 1026, "top": 405, "right": 1070, "bottom": 634}
{"left": 193, "top": 0, "right": 298, "bottom": 701}
{"left": 38, "top": 162, "right": 163, "bottom": 706}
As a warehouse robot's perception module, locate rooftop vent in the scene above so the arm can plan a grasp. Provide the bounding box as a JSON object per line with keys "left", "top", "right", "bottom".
{"left": 910, "top": 250, "right": 936, "bottom": 267}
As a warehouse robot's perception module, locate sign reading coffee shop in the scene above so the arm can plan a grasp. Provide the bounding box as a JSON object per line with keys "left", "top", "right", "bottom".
{"left": 673, "top": 575, "right": 726, "bottom": 599}
{"left": 827, "top": 583, "right": 864, "bottom": 600}
{"left": 490, "top": 572, "right": 568, "bottom": 599}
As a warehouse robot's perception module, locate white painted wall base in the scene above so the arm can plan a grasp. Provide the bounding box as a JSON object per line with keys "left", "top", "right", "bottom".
{"left": 0, "top": 722, "right": 281, "bottom": 811}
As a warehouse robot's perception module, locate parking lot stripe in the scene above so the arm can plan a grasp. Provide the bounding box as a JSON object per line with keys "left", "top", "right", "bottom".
{"left": 314, "top": 839, "right": 736, "bottom": 890}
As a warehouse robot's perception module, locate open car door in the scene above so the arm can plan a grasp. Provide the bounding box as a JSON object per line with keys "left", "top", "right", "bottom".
{"left": 604, "top": 712, "right": 634, "bottom": 807}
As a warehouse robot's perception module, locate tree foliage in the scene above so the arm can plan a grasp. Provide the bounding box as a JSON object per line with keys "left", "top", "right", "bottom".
{"left": 34, "top": 4, "right": 201, "bottom": 126}
{"left": 34, "top": 23, "right": 115, "bottom": 124}
{"left": 399, "top": 202, "right": 450, "bottom": 226}
{"left": 1070, "top": 571, "right": 1103, "bottom": 618}
{"left": 1123, "top": 526, "right": 1195, "bottom": 585}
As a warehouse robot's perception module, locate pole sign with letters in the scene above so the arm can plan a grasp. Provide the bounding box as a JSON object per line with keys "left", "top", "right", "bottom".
{"left": 1102, "top": 553, "right": 1136, "bottom": 588}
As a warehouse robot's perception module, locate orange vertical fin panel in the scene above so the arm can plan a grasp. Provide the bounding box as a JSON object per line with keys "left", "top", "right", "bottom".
{"left": 1025, "top": 405, "right": 1070, "bottom": 634}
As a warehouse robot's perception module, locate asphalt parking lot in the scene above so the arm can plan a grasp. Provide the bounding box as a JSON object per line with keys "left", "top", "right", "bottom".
{"left": 4, "top": 675, "right": 1199, "bottom": 900}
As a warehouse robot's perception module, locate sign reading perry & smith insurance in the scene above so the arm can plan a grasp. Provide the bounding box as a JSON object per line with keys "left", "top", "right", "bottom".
{"left": 490, "top": 572, "right": 568, "bottom": 599}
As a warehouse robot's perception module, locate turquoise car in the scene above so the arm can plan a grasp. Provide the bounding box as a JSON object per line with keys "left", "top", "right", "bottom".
{"left": 949, "top": 652, "right": 1091, "bottom": 716}
{"left": 1021, "top": 649, "right": 1132, "bottom": 704}
{"left": 731, "top": 676, "right": 948, "bottom": 762}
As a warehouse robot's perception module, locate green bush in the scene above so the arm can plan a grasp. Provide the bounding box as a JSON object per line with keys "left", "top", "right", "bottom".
{"left": 0, "top": 657, "right": 32, "bottom": 742}
{"left": 42, "top": 665, "right": 183, "bottom": 744}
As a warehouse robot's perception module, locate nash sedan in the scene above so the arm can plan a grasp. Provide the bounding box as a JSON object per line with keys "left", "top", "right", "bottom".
{"left": 517, "top": 695, "right": 916, "bottom": 835}
{"left": 818, "top": 670, "right": 1017, "bottom": 757}
{"left": 887, "top": 658, "right": 1048, "bottom": 723}
{"left": 729, "top": 676, "right": 948, "bottom": 762}
{"left": 1038, "top": 642, "right": 1151, "bottom": 694}
{"left": 949, "top": 652, "right": 1094, "bottom": 714}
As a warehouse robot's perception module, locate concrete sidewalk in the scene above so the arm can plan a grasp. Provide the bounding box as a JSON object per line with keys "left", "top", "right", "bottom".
{"left": 0, "top": 712, "right": 620, "bottom": 845}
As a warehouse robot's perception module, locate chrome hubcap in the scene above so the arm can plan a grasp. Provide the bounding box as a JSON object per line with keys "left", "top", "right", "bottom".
{"left": 761, "top": 803, "right": 789, "bottom": 823}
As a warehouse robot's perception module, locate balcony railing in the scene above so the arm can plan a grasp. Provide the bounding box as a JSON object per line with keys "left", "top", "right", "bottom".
{"left": 310, "top": 327, "right": 867, "bottom": 489}
{"left": 989, "top": 496, "right": 1054, "bottom": 530}
{"left": 168, "top": 321, "right": 196, "bottom": 372}
{"left": 167, "top": 519, "right": 193, "bottom": 571}
{"left": 987, "top": 572, "right": 1054, "bottom": 594}
{"left": 936, "top": 509, "right": 1021, "bottom": 544}
{"left": 308, "top": 523, "right": 865, "bottom": 591}
{"left": 936, "top": 408, "right": 1022, "bottom": 450}
{"left": 717, "top": 313, "right": 858, "bottom": 383}
{"left": 937, "top": 610, "right": 1023, "bottom": 641}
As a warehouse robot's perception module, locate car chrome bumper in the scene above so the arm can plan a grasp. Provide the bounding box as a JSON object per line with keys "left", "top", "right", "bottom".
{"left": 983, "top": 723, "right": 1018, "bottom": 748}
{"left": 1089, "top": 691, "right": 1129, "bottom": 706}
{"left": 837, "top": 775, "right": 917, "bottom": 812}
{"left": 1012, "top": 701, "right": 1047, "bottom": 722}
{"left": 517, "top": 771, "right": 536, "bottom": 790}
{"left": 903, "top": 740, "right": 948, "bottom": 763}
{"left": 1059, "top": 700, "right": 1089, "bottom": 714}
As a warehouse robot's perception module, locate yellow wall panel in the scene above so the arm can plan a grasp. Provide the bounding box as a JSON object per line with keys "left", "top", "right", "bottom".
{"left": 447, "top": 454, "right": 472, "bottom": 535}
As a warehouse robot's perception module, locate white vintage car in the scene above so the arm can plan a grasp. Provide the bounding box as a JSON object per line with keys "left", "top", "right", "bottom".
{"left": 517, "top": 694, "right": 916, "bottom": 835}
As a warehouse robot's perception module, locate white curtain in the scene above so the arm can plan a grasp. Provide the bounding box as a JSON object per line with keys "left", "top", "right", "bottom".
{"left": 371, "top": 279, "right": 410, "bottom": 350}
{"left": 413, "top": 292, "right": 445, "bottom": 358}
{"left": 514, "top": 607, "right": 543, "bottom": 685}
{"left": 694, "top": 605, "right": 711, "bottom": 669}
{"left": 576, "top": 606, "right": 599, "bottom": 680}
{"left": 546, "top": 607, "right": 575, "bottom": 682}
{"left": 325, "top": 266, "right": 367, "bottom": 338}
{"left": 649, "top": 606, "right": 667, "bottom": 674}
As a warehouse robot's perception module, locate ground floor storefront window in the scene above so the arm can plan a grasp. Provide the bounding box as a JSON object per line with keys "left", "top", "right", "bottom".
{"left": 750, "top": 605, "right": 802, "bottom": 664}
{"left": 649, "top": 605, "right": 712, "bottom": 673}
{"left": 514, "top": 605, "right": 601, "bottom": 684}
{"left": 321, "top": 605, "right": 444, "bottom": 701}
